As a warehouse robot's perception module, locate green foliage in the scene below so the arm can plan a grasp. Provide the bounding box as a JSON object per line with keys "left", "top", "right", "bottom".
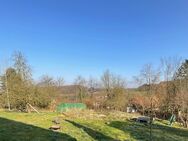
{"left": 175, "top": 60, "right": 188, "bottom": 80}
{"left": 104, "top": 87, "right": 128, "bottom": 111}
{"left": 0, "top": 52, "right": 54, "bottom": 111}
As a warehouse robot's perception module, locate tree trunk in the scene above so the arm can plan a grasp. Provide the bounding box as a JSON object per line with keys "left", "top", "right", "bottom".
{"left": 178, "top": 111, "right": 188, "bottom": 128}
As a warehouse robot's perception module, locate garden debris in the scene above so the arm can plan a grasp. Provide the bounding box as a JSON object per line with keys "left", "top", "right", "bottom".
{"left": 130, "top": 118, "right": 138, "bottom": 122}
{"left": 137, "top": 116, "right": 150, "bottom": 124}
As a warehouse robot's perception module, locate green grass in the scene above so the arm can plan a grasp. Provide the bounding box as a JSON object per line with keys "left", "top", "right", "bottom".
{"left": 0, "top": 111, "right": 187, "bottom": 141}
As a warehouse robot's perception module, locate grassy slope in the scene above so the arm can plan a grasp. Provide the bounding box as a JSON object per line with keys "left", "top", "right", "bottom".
{"left": 0, "top": 111, "right": 187, "bottom": 141}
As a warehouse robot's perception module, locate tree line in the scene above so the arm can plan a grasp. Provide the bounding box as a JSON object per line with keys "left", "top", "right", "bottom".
{"left": 0, "top": 52, "right": 188, "bottom": 128}
{"left": 0, "top": 52, "right": 62, "bottom": 112}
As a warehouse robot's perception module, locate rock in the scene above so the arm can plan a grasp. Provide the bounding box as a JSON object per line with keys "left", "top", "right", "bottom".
{"left": 49, "top": 125, "right": 61, "bottom": 130}
{"left": 52, "top": 117, "right": 61, "bottom": 124}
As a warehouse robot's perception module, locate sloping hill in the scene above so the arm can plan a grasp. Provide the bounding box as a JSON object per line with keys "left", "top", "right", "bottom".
{"left": 0, "top": 110, "right": 187, "bottom": 141}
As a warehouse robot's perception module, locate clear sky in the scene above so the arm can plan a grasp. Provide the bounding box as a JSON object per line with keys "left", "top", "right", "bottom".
{"left": 0, "top": 0, "right": 188, "bottom": 85}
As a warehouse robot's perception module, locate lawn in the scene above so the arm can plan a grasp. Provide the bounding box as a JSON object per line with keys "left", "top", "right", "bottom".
{"left": 0, "top": 110, "right": 187, "bottom": 141}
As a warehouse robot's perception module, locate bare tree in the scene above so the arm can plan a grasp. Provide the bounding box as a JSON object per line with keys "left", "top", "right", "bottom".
{"left": 101, "top": 70, "right": 127, "bottom": 110}
{"left": 160, "top": 57, "right": 182, "bottom": 115}
{"left": 75, "top": 75, "right": 86, "bottom": 102}
{"left": 161, "top": 57, "right": 181, "bottom": 82}
{"left": 101, "top": 70, "right": 113, "bottom": 98}
{"left": 87, "top": 76, "right": 98, "bottom": 98}
{"left": 111, "top": 74, "right": 126, "bottom": 89}
{"left": 39, "top": 75, "right": 55, "bottom": 87}
{"left": 56, "top": 77, "right": 65, "bottom": 87}
{"left": 135, "top": 63, "right": 161, "bottom": 140}
{"left": 12, "top": 51, "right": 32, "bottom": 81}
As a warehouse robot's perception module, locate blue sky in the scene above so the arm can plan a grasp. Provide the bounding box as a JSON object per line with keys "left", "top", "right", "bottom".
{"left": 0, "top": 0, "right": 188, "bottom": 84}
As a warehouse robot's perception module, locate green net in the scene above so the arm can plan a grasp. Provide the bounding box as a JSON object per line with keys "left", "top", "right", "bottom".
{"left": 56, "top": 103, "right": 87, "bottom": 113}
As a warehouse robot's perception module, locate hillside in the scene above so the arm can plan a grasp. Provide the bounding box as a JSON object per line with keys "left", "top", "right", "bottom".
{"left": 0, "top": 110, "right": 187, "bottom": 141}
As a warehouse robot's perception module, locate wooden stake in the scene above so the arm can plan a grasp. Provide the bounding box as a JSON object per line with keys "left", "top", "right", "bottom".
{"left": 27, "top": 103, "right": 40, "bottom": 114}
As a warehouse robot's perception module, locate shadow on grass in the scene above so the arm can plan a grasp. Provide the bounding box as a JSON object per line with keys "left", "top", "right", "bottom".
{"left": 65, "top": 120, "right": 117, "bottom": 141}
{"left": 0, "top": 117, "right": 76, "bottom": 141}
{"left": 109, "top": 120, "right": 188, "bottom": 141}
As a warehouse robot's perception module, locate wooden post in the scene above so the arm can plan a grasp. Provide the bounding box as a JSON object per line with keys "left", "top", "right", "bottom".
{"left": 27, "top": 103, "right": 39, "bottom": 114}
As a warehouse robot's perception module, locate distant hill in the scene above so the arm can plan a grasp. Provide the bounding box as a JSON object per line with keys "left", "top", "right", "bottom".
{"left": 58, "top": 85, "right": 78, "bottom": 94}
{"left": 137, "top": 81, "right": 175, "bottom": 91}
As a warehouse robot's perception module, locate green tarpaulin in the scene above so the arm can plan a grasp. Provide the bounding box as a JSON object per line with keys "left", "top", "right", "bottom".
{"left": 56, "top": 103, "right": 87, "bottom": 113}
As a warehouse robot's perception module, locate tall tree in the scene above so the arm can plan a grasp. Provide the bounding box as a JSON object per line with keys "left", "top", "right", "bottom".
{"left": 175, "top": 59, "right": 188, "bottom": 88}
{"left": 174, "top": 59, "right": 188, "bottom": 128}
{"left": 161, "top": 57, "right": 181, "bottom": 114}
{"left": 1, "top": 67, "right": 27, "bottom": 111}
{"left": 39, "top": 75, "right": 55, "bottom": 87}
{"left": 13, "top": 51, "right": 32, "bottom": 81}
{"left": 56, "top": 77, "right": 65, "bottom": 87}
{"left": 101, "top": 70, "right": 113, "bottom": 98}
{"left": 135, "top": 63, "right": 161, "bottom": 140}
{"left": 87, "top": 76, "right": 98, "bottom": 98}
{"left": 101, "top": 70, "right": 127, "bottom": 110}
